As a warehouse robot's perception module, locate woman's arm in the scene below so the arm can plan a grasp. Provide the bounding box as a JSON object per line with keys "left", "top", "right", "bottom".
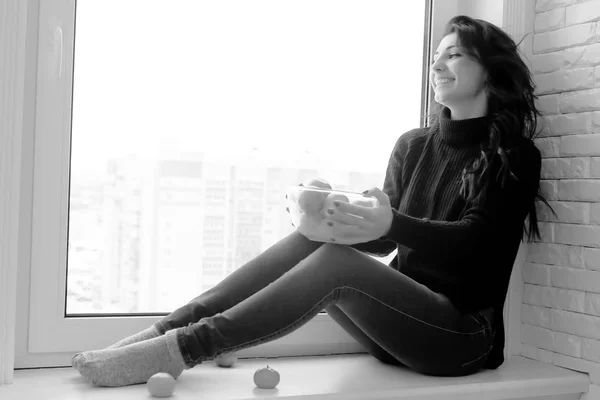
{"left": 350, "top": 133, "right": 410, "bottom": 256}
{"left": 380, "top": 141, "right": 541, "bottom": 256}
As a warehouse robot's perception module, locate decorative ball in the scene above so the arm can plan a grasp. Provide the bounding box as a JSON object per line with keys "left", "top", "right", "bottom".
{"left": 253, "top": 365, "right": 280, "bottom": 389}
{"left": 215, "top": 352, "right": 237, "bottom": 368}
{"left": 147, "top": 372, "right": 176, "bottom": 398}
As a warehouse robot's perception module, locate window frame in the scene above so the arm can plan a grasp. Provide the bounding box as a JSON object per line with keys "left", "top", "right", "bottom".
{"left": 16, "top": 0, "right": 460, "bottom": 368}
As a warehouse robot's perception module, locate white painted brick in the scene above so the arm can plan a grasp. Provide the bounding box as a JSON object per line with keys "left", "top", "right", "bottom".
{"left": 527, "top": 242, "right": 584, "bottom": 267}
{"left": 553, "top": 330, "right": 582, "bottom": 357}
{"left": 527, "top": 200, "right": 558, "bottom": 222}
{"left": 522, "top": 303, "right": 552, "bottom": 328}
{"left": 534, "top": 137, "right": 560, "bottom": 157}
{"left": 591, "top": 202, "right": 600, "bottom": 223}
{"left": 538, "top": 348, "right": 555, "bottom": 363}
{"left": 540, "top": 179, "right": 558, "bottom": 200}
{"left": 583, "top": 337, "right": 600, "bottom": 362}
{"left": 522, "top": 323, "right": 554, "bottom": 350}
{"left": 583, "top": 247, "right": 600, "bottom": 271}
{"left": 560, "top": 134, "right": 600, "bottom": 156}
{"left": 597, "top": 66, "right": 600, "bottom": 87}
{"left": 536, "top": 68, "right": 595, "bottom": 94}
{"left": 520, "top": 343, "right": 541, "bottom": 360}
{"left": 538, "top": 201, "right": 589, "bottom": 224}
{"left": 523, "top": 262, "right": 553, "bottom": 285}
{"left": 550, "top": 308, "right": 600, "bottom": 339}
{"left": 560, "top": 88, "right": 600, "bottom": 113}
{"left": 591, "top": 158, "right": 600, "bottom": 178}
{"left": 538, "top": 221, "right": 556, "bottom": 242}
{"left": 534, "top": 23, "right": 596, "bottom": 53}
{"left": 538, "top": 124, "right": 553, "bottom": 138}
{"left": 585, "top": 293, "right": 600, "bottom": 316}
{"left": 544, "top": 112, "right": 593, "bottom": 136}
{"left": 580, "top": 384, "right": 600, "bottom": 400}
{"left": 541, "top": 157, "right": 589, "bottom": 179}
{"left": 536, "top": 202, "right": 555, "bottom": 222}
{"left": 564, "top": 43, "right": 600, "bottom": 69}
{"left": 594, "top": 111, "right": 600, "bottom": 133}
{"left": 553, "top": 287, "right": 586, "bottom": 312}
{"left": 523, "top": 283, "right": 555, "bottom": 306}
{"left": 566, "top": 0, "right": 600, "bottom": 25}
{"left": 552, "top": 351, "right": 600, "bottom": 379}
{"left": 592, "top": 370, "right": 600, "bottom": 386}
{"left": 536, "top": 7, "right": 566, "bottom": 32}
{"left": 551, "top": 265, "right": 600, "bottom": 292}
{"left": 558, "top": 179, "right": 600, "bottom": 201}
{"left": 554, "top": 223, "right": 600, "bottom": 247}
{"left": 532, "top": 52, "right": 565, "bottom": 73}
{"left": 536, "top": 94, "right": 560, "bottom": 115}
{"left": 536, "top": 0, "right": 576, "bottom": 13}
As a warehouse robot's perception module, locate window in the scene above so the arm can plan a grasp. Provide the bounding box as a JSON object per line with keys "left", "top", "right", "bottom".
{"left": 21, "top": 0, "right": 453, "bottom": 367}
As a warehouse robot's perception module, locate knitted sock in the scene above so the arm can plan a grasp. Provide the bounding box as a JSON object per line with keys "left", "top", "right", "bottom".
{"left": 73, "top": 329, "right": 188, "bottom": 387}
{"left": 105, "top": 325, "right": 162, "bottom": 350}
{"left": 71, "top": 325, "right": 162, "bottom": 370}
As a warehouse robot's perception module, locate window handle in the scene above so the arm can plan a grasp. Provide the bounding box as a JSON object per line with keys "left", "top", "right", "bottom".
{"left": 53, "top": 26, "right": 63, "bottom": 79}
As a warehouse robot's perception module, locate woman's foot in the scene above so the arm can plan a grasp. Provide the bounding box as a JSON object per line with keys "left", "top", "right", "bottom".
{"left": 72, "top": 325, "right": 162, "bottom": 370}
{"left": 75, "top": 330, "right": 187, "bottom": 387}
{"left": 104, "top": 325, "right": 161, "bottom": 350}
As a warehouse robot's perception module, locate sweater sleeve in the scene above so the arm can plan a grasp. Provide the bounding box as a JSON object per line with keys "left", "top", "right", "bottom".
{"left": 379, "top": 140, "right": 541, "bottom": 255}
{"left": 350, "top": 132, "right": 411, "bottom": 257}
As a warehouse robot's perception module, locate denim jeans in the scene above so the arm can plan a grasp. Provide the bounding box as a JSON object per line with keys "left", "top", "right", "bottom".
{"left": 154, "top": 231, "right": 495, "bottom": 377}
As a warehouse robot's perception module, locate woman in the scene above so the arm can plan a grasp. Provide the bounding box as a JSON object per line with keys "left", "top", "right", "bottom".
{"left": 73, "top": 15, "right": 552, "bottom": 387}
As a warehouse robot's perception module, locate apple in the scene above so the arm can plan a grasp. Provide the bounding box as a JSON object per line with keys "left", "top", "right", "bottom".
{"left": 297, "top": 178, "right": 332, "bottom": 214}
{"left": 215, "top": 352, "right": 237, "bottom": 368}
{"left": 147, "top": 372, "right": 176, "bottom": 398}
{"left": 253, "top": 365, "right": 280, "bottom": 389}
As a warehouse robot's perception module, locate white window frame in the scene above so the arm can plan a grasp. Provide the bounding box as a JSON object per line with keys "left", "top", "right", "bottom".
{"left": 14, "top": 0, "right": 532, "bottom": 369}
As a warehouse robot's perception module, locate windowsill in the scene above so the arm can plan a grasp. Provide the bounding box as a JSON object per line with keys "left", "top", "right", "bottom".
{"left": 1, "top": 354, "right": 590, "bottom": 400}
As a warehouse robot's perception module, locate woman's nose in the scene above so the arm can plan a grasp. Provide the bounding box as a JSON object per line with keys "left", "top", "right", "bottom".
{"left": 431, "top": 58, "right": 444, "bottom": 72}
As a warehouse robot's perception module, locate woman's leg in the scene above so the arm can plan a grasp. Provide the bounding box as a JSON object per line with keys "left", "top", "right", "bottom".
{"left": 76, "top": 243, "right": 495, "bottom": 386}
{"left": 154, "top": 231, "right": 323, "bottom": 334}
{"left": 173, "top": 243, "right": 493, "bottom": 376}
{"left": 324, "top": 304, "right": 406, "bottom": 367}
{"left": 97, "top": 231, "right": 323, "bottom": 352}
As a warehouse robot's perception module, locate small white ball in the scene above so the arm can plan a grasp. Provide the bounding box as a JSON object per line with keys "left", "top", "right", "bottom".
{"left": 147, "top": 372, "right": 176, "bottom": 398}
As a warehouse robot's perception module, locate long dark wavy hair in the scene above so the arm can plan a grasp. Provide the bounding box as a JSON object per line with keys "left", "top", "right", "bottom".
{"left": 428, "top": 15, "right": 554, "bottom": 242}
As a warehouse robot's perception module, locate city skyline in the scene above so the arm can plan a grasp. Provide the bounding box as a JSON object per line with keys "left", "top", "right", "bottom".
{"left": 66, "top": 153, "right": 385, "bottom": 315}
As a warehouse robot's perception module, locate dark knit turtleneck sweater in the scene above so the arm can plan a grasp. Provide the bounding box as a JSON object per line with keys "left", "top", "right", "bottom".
{"left": 352, "top": 107, "right": 541, "bottom": 369}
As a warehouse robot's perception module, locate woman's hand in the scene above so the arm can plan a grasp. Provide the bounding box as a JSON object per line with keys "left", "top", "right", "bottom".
{"left": 323, "top": 187, "right": 393, "bottom": 245}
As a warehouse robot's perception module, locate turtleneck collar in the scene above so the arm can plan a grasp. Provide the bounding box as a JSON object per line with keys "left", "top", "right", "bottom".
{"left": 437, "top": 107, "right": 489, "bottom": 147}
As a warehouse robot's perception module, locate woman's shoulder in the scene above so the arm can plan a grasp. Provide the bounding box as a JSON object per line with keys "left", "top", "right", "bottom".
{"left": 394, "top": 127, "right": 430, "bottom": 150}
{"left": 388, "top": 127, "right": 430, "bottom": 163}
{"left": 401, "top": 126, "right": 431, "bottom": 141}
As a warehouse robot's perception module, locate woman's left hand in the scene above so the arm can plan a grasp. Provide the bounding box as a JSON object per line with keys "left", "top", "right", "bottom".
{"left": 324, "top": 187, "right": 393, "bottom": 245}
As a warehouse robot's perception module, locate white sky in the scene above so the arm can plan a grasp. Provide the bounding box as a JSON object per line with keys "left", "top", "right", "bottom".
{"left": 71, "top": 0, "right": 426, "bottom": 175}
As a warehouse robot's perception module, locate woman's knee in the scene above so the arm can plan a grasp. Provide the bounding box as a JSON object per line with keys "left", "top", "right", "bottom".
{"left": 309, "top": 243, "right": 356, "bottom": 265}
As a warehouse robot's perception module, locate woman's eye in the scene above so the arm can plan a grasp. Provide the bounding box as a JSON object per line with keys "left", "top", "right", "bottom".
{"left": 448, "top": 53, "right": 461, "bottom": 59}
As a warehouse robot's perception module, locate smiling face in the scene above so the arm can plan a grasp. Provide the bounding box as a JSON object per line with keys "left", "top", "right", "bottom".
{"left": 430, "top": 32, "right": 488, "bottom": 119}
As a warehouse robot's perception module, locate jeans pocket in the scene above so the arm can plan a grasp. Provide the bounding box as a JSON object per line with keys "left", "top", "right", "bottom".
{"left": 459, "top": 308, "right": 495, "bottom": 370}
{"left": 472, "top": 307, "right": 494, "bottom": 339}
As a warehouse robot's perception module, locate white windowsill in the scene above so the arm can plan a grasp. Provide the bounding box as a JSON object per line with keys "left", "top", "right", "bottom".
{"left": 0, "top": 354, "right": 590, "bottom": 400}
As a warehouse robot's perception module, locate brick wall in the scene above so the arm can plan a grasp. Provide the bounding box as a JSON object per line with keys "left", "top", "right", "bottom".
{"left": 519, "top": 0, "right": 600, "bottom": 392}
